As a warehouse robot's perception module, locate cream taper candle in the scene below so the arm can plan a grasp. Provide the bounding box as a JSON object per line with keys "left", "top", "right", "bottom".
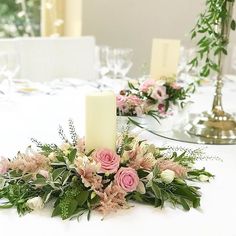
{"left": 85, "top": 91, "right": 117, "bottom": 152}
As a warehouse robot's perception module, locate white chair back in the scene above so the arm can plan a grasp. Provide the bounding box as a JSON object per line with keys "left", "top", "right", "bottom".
{"left": 0, "top": 37, "right": 97, "bottom": 81}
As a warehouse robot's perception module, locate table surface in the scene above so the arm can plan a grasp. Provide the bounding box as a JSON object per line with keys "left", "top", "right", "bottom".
{"left": 0, "top": 79, "right": 236, "bottom": 236}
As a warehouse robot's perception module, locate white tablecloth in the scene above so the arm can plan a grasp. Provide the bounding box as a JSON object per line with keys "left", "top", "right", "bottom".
{"left": 0, "top": 80, "right": 236, "bottom": 236}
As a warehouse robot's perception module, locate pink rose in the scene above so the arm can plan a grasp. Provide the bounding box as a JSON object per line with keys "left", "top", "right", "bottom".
{"left": 140, "top": 79, "right": 156, "bottom": 93}
{"left": 116, "top": 95, "right": 126, "bottom": 109}
{"left": 93, "top": 149, "right": 120, "bottom": 174}
{"left": 115, "top": 167, "right": 139, "bottom": 192}
{"left": 151, "top": 85, "right": 169, "bottom": 101}
{"left": 0, "top": 157, "right": 9, "bottom": 175}
{"left": 128, "top": 95, "right": 142, "bottom": 106}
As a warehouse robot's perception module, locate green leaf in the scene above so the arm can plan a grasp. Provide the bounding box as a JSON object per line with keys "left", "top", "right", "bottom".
{"left": 0, "top": 177, "right": 6, "bottom": 190}
{"left": 231, "top": 19, "right": 236, "bottom": 30}
{"left": 0, "top": 203, "right": 13, "bottom": 209}
{"left": 52, "top": 167, "right": 66, "bottom": 181}
{"left": 68, "top": 149, "right": 77, "bottom": 162}
{"left": 151, "top": 183, "right": 161, "bottom": 198}
{"left": 180, "top": 198, "right": 190, "bottom": 211}
{"left": 77, "top": 191, "right": 89, "bottom": 206}
{"left": 64, "top": 199, "right": 79, "bottom": 220}
{"left": 52, "top": 204, "right": 61, "bottom": 217}
{"left": 31, "top": 178, "right": 46, "bottom": 185}
{"left": 61, "top": 171, "right": 71, "bottom": 185}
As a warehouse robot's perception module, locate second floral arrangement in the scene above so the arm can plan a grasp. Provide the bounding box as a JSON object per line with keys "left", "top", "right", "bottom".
{"left": 116, "top": 78, "right": 194, "bottom": 121}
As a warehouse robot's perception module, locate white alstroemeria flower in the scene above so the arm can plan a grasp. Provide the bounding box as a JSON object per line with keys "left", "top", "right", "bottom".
{"left": 199, "top": 174, "right": 210, "bottom": 182}
{"left": 160, "top": 169, "right": 175, "bottom": 184}
{"left": 26, "top": 197, "right": 44, "bottom": 211}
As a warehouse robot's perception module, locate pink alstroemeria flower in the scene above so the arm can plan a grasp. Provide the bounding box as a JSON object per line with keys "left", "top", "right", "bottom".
{"left": 151, "top": 85, "right": 169, "bottom": 102}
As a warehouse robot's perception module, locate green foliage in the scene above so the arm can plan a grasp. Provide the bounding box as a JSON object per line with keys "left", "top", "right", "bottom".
{"left": 0, "top": 0, "right": 40, "bottom": 37}
{"left": 0, "top": 181, "right": 41, "bottom": 215}
{"left": 190, "top": 0, "right": 235, "bottom": 77}
{"left": 52, "top": 182, "right": 90, "bottom": 220}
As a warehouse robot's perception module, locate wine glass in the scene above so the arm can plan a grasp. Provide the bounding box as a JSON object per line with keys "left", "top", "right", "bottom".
{"left": 0, "top": 51, "right": 20, "bottom": 100}
{"left": 95, "top": 46, "right": 110, "bottom": 79}
{"left": 114, "top": 48, "right": 133, "bottom": 79}
{"left": 106, "top": 48, "right": 116, "bottom": 78}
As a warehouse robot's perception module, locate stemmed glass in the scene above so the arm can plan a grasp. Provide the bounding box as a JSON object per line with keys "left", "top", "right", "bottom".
{"left": 113, "top": 48, "right": 133, "bottom": 79}
{"left": 0, "top": 51, "right": 20, "bottom": 101}
{"left": 95, "top": 46, "right": 110, "bottom": 79}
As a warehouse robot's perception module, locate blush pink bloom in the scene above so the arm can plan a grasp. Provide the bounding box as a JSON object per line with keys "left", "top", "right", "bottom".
{"left": 76, "top": 137, "right": 85, "bottom": 153}
{"left": 0, "top": 157, "right": 9, "bottom": 175}
{"left": 140, "top": 79, "right": 156, "bottom": 93}
{"left": 93, "top": 149, "right": 120, "bottom": 174}
{"left": 38, "top": 170, "right": 49, "bottom": 179}
{"left": 170, "top": 82, "right": 182, "bottom": 90}
{"left": 116, "top": 95, "right": 126, "bottom": 109}
{"left": 128, "top": 95, "right": 142, "bottom": 106}
{"left": 151, "top": 85, "right": 169, "bottom": 101}
{"left": 115, "top": 167, "right": 139, "bottom": 192}
{"left": 157, "top": 103, "right": 166, "bottom": 114}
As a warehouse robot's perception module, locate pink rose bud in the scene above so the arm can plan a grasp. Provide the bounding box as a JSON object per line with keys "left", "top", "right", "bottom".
{"left": 115, "top": 167, "right": 139, "bottom": 192}
{"left": 93, "top": 149, "right": 120, "bottom": 174}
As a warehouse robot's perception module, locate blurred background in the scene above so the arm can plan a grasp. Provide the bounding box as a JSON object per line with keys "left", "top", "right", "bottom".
{"left": 1, "top": 0, "right": 236, "bottom": 76}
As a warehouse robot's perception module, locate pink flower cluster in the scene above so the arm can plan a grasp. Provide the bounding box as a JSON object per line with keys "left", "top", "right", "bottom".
{"left": 116, "top": 94, "right": 143, "bottom": 116}
{"left": 117, "top": 79, "right": 184, "bottom": 117}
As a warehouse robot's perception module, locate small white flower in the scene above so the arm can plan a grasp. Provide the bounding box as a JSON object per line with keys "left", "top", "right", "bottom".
{"left": 60, "top": 143, "right": 71, "bottom": 155}
{"left": 48, "top": 152, "right": 56, "bottom": 161}
{"left": 199, "top": 174, "right": 209, "bottom": 182}
{"left": 160, "top": 169, "right": 175, "bottom": 184}
{"left": 60, "top": 142, "right": 71, "bottom": 151}
{"left": 26, "top": 197, "right": 44, "bottom": 211}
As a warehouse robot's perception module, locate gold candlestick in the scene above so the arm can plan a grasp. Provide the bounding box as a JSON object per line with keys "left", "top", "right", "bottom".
{"left": 187, "top": 1, "right": 236, "bottom": 144}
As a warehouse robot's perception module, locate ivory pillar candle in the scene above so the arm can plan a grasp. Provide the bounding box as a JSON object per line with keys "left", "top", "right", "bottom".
{"left": 150, "top": 39, "right": 180, "bottom": 81}
{"left": 85, "top": 91, "right": 117, "bottom": 152}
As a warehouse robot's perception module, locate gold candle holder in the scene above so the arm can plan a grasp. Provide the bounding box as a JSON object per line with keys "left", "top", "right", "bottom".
{"left": 187, "top": 1, "right": 236, "bottom": 144}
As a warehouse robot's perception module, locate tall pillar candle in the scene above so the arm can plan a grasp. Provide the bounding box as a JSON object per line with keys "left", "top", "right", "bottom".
{"left": 85, "top": 91, "right": 117, "bottom": 152}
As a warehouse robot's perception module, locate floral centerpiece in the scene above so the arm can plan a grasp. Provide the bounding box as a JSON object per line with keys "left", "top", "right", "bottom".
{"left": 116, "top": 78, "right": 193, "bottom": 121}
{"left": 0, "top": 122, "right": 213, "bottom": 221}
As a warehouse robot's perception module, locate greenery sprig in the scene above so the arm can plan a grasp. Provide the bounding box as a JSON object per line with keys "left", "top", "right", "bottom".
{"left": 190, "top": 0, "right": 235, "bottom": 77}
